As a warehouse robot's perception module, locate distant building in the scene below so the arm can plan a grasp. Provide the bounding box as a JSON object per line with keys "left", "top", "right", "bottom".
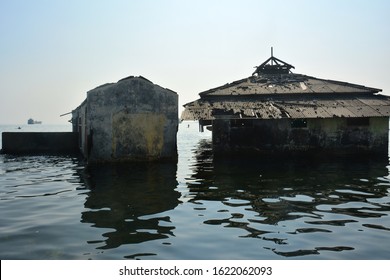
{"left": 182, "top": 53, "right": 390, "bottom": 156}
{"left": 72, "top": 76, "right": 178, "bottom": 163}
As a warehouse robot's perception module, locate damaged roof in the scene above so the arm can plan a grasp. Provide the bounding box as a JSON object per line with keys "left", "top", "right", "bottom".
{"left": 182, "top": 54, "right": 390, "bottom": 120}
{"left": 198, "top": 74, "right": 382, "bottom": 97}
{"left": 182, "top": 95, "right": 390, "bottom": 120}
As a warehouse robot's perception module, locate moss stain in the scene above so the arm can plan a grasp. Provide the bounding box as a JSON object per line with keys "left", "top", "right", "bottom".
{"left": 112, "top": 112, "right": 166, "bottom": 158}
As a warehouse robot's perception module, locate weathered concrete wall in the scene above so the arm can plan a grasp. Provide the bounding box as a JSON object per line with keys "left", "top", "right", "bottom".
{"left": 212, "top": 117, "right": 389, "bottom": 156}
{"left": 75, "top": 76, "right": 178, "bottom": 162}
{"left": 72, "top": 100, "right": 88, "bottom": 157}
{"left": 112, "top": 112, "right": 168, "bottom": 159}
{"left": 1, "top": 132, "right": 79, "bottom": 155}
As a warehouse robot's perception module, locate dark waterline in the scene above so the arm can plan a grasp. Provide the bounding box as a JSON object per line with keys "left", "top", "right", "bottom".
{"left": 0, "top": 123, "right": 390, "bottom": 259}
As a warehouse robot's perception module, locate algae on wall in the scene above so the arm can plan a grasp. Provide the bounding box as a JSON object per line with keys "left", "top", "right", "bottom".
{"left": 112, "top": 112, "right": 167, "bottom": 160}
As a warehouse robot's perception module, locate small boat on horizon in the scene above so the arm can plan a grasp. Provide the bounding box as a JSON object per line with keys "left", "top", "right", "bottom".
{"left": 27, "top": 118, "right": 42, "bottom": 125}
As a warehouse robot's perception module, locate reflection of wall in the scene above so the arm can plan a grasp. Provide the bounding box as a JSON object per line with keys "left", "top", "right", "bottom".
{"left": 81, "top": 162, "right": 180, "bottom": 250}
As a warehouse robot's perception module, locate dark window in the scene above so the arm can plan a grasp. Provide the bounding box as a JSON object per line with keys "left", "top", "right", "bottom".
{"left": 291, "top": 119, "right": 307, "bottom": 128}
{"left": 347, "top": 118, "right": 369, "bottom": 127}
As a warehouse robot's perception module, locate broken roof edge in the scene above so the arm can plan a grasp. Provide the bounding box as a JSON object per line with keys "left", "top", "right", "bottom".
{"left": 118, "top": 75, "right": 178, "bottom": 94}
{"left": 117, "top": 75, "right": 151, "bottom": 83}
{"left": 89, "top": 75, "right": 150, "bottom": 92}
{"left": 71, "top": 98, "right": 87, "bottom": 113}
{"left": 183, "top": 92, "right": 389, "bottom": 109}
{"left": 87, "top": 75, "right": 177, "bottom": 94}
{"left": 181, "top": 96, "right": 390, "bottom": 121}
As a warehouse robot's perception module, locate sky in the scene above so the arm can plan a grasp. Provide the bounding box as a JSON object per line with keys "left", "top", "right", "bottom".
{"left": 1, "top": 0, "right": 389, "bottom": 124}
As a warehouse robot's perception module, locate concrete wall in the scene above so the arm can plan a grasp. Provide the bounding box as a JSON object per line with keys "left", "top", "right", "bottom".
{"left": 212, "top": 117, "right": 389, "bottom": 156}
{"left": 72, "top": 100, "right": 88, "bottom": 157}
{"left": 73, "top": 76, "right": 178, "bottom": 162}
{"left": 1, "top": 132, "right": 79, "bottom": 155}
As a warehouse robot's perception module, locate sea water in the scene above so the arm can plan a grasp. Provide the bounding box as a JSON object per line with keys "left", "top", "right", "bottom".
{"left": 0, "top": 122, "right": 390, "bottom": 259}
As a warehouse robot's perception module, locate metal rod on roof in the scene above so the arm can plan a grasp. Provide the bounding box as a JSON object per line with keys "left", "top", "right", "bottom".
{"left": 60, "top": 111, "right": 72, "bottom": 117}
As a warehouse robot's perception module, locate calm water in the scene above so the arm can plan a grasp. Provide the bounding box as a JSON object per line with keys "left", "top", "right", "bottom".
{"left": 1, "top": 122, "right": 390, "bottom": 259}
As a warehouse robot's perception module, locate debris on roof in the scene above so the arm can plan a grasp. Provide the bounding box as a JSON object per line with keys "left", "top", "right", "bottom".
{"left": 183, "top": 51, "right": 389, "bottom": 121}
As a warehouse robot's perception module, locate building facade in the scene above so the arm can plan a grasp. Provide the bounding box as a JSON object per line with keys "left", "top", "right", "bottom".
{"left": 182, "top": 54, "right": 390, "bottom": 156}
{"left": 72, "top": 76, "right": 178, "bottom": 163}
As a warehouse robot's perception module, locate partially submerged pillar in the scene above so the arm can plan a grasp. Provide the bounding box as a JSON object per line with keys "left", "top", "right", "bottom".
{"left": 72, "top": 76, "right": 178, "bottom": 163}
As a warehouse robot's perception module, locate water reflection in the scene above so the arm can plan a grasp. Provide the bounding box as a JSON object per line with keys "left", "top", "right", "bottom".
{"left": 187, "top": 139, "right": 390, "bottom": 258}
{"left": 81, "top": 162, "right": 180, "bottom": 251}
{"left": 2, "top": 124, "right": 390, "bottom": 259}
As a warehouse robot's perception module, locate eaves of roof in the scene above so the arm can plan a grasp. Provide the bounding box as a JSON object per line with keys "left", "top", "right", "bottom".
{"left": 182, "top": 95, "right": 390, "bottom": 121}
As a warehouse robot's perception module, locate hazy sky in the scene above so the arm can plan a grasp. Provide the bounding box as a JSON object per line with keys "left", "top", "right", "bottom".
{"left": 1, "top": 0, "right": 389, "bottom": 124}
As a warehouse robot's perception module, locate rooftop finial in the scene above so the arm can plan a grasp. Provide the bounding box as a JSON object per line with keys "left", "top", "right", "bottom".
{"left": 252, "top": 49, "right": 295, "bottom": 75}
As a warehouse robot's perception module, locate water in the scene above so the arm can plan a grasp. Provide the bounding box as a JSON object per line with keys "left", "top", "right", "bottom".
{"left": 1, "top": 122, "right": 390, "bottom": 259}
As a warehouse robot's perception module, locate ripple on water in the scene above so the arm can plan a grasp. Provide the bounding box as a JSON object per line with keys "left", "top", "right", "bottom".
{"left": 280, "top": 195, "right": 315, "bottom": 203}
{"left": 2, "top": 124, "right": 390, "bottom": 259}
{"left": 223, "top": 197, "right": 251, "bottom": 207}
{"left": 335, "top": 189, "right": 374, "bottom": 196}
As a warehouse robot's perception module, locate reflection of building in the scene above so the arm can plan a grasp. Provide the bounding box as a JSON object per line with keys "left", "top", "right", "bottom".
{"left": 183, "top": 52, "right": 390, "bottom": 156}
{"left": 72, "top": 76, "right": 178, "bottom": 163}
{"left": 81, "top": 162, "right": 180, "bottom": 251}
{"left": 187, "top": 144, "right": 389, "bottom": 230}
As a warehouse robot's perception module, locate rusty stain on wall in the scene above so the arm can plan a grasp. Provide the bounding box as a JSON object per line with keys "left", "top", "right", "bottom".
{"left": 112, "top": 112, "right": 166, "bottom": 159}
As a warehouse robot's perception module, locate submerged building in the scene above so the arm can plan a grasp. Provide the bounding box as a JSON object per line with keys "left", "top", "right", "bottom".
{"left": 72, "top": 76, "right": 178, "bottom": 163}
{"left": 182, "top": 53, "right": 390, "bottom": 156}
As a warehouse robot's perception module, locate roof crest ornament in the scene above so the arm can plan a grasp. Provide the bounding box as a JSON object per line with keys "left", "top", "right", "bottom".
{"left": 253, "top": 47, "right": 295, "bottom": 75}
